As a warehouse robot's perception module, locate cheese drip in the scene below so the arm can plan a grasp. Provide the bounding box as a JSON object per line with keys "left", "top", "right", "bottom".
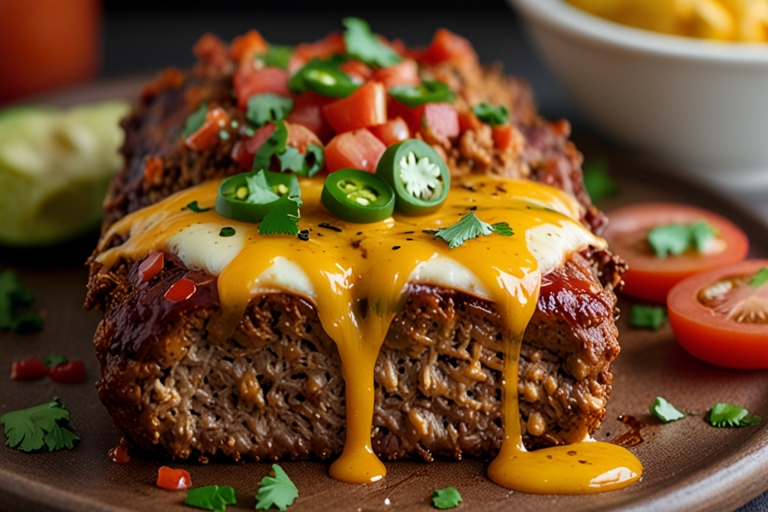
{"left": 96, "top": 174, "right": 642, "bottom": 493}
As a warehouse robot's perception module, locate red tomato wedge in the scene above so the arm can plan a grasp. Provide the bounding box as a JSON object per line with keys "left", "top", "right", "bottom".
{"left": 49, "top": 361, "right": 86, "bottom": 383}
{"left": 371, "top": 59, "right": 420, "bottom": 88}
{"left": 668, "top": 260, "right": 768, "bottom": 369}
{"left": 286, "top": 92, "right": 336, "bottom": 143}
{"left": 11, "top": 358, "right": 49, "bottom": 381}
{"left": 233, "top": 67, "right": 291, "bottom": 109}
{"left": 157, "top": 466, "right": 192, "bottom": 491}
{"left": 603, "top": 203, "right": 749, "bottom": 303}
{"left": 284, "top": 121, "right": 322, "bottom": 153}
{"left": 369, "top": 117, "right": 410, "bottom": 147}
{"left": 325, "top": 129, "right": 386, "bottom": 173}
{"left": 419, "top": 28, "right": 479, "bottom": 68}
{"left": 322, "top": 81, "right": 387, "bottom": 133}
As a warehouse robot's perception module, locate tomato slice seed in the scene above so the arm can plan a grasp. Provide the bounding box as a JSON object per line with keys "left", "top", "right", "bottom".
{"left": 137, "top": 252, "right": 165, "bottom": 284}
{"left": 10, "top": 358, "right": 49, "bottom": 381}
{"left": 49, "top": 361, "right": 86, "bottom": 384}
{"left": 164, "top": 278, "right": 197, "bottom": 302}
{"left": 157, "top": 466, "right": 192, "bottom": 491}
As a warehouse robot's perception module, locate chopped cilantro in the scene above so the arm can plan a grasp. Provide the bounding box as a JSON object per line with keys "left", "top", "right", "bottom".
{"left": 650, "top": 397, "right": 685, "bottom": 423}
{"left": 246, "top": 94, "right": 294, "bottom": 127}
{"left": 629, "top": 305, "right": 667, "bottom": 330}
{"left": 472, "top": 102, "right": 509, "bottom": 126}
{"left": 186, "top": 201, "right": 211, "bottom": 213}
{"left": 582, "top": 158, "right": 619, "bottom": 202}
{"left": 43, "top": 355, "right": 68, "bottom": 367}
{"left": 342, "top": 17, "right": 401, "bottom": 68}
{"left": 708, "top": 403, "right": 761, "bottom": 428}
{"left": 432, "top": 487, "right": 462, "bottom": 509}
{"left": 182, "top": 102, "right": 208, "bottom": 138}
{"left": 433, "top": 211, "right": 513, "bottom": 249}
{"left": 253, "top": 121, "right": 288, "bottom": 172}
{"left": 260, "top": 44, "right": 293, "bottom": 70}
{"left": 0, "top": 270, "right": 43, "bottom": 333}
{"left": 184, "top": 485, "right": 237, "bottom": 512}
{"left": 0, "top": 397, "right": 79, "bottom": 452}
{"left": 748, "top": 267, "right": 768, "bottom": 288}
{"left": 219, "top": 227, "right": 236, "bottom": 237}
{"left": 255, "top": 464, "right": 298, "bottom": 511}
{"left": 647, "top": 220, "right": 716, "bottom": 258}
{"left": 277, "top": 144, "right": 325, "bottom": 178}
{"left": 259, "top": 196, "right": 301, "bottom": 236}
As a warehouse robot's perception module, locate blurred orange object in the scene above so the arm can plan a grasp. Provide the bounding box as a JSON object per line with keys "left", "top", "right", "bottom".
{"left": 0, "top": 0, "right": 101, "bottom": 104}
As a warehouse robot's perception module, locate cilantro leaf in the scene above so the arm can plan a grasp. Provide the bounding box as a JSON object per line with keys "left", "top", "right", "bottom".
{"left": 650, "top": 397, "right": 686, "bottom": 423}
{"left": 342, "top": 17, "right": 401, "bottom": 68}
{"left": 582, "top": 158, "right": 619, "bottom": 202}
{"left": 43, "top": 355, "right": 68, "bottom": 367}
{"left": 246, "top": 94, "right": 294, "bottom": 128}
{"left": 261, "top": 44, "right": 293, "bottom": 70}
{"left": 432, "top": 487, "right": 462, "bottom": 509}
{"left": 472, "top": 102, "right": 509, "bottom": 126}
{"left": 185, "top": 485, "right": 237, "bottom": 512}
{"left": 433, "top": 211, "right": 513, "bottom": 249}
{"left": 245, "top": 171, "right": 281, "bottom": 205}
{"left": 255, "top": 464, "right": 298, "bottom": 511}
{"left": 278, "top": 144, "right": 325, "bottom": 178}
{"left": 253, "top": 121, "right": 288, "bottom": 173}
{"left": 647, "top": 220, "right": 716, "bottom": 258}
{"left": 0, "top": 397, "right": 79, "bottom": 452}
{"left": 259, "top": 196, "right": 301, "bottom": 236}
{"left": 629, "top": 305, "right": 667, "bottom": 330}
{"left": 219, "top": 227, "right": 236, "bottom": 237}
{"left": 0, "top": 270, "right": 43, "bottom": 333}
{"left": 182, "top": 102, "right": 208, "bottom": 138}
{"left": 708, "top": 403, "right": 761, "bottom": 428}
{"left": 748, "top": 267, "right": 768, "bottom": 288}
{"left": 186, "top": 201, "right": 211, "bottom": 213}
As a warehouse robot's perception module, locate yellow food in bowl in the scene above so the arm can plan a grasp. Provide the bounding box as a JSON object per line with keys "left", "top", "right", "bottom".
{"left": 565, "top": 0, "right": 768, "bottom": 42}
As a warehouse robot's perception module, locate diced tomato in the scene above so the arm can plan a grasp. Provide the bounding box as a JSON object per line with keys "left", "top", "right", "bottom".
{"left": 286, "top": 92, "right": 336, "bottom": 143}
{"left": 322, "top": 81, "right": 387, "bottom": 133}
{"left": 338, "top": 60, "right": 372, "bottom": 84}
{"left": 231, "top": 123, "right": 276, "bottom": 171}
{"left": 325, "top": 129, "right": 387, "bottom": 173}
{"left": 371, "top": 59, "right": 420, "bottom": 89}
{"left": 11, "top": 358, "right": 49, "bottom": 381}
{"left": 420, "top": 28, "right": 479, "bottom": 68}
{"left": 603, "top": 203, "right": 750, "bottom": 303}
{"left": 458, "top": 111, "right": 482, "bottom": 133}
{"left": 185, "top": 107, "right": 232, "bottom": 152}
{"left": 420, "top": 102, "right": 460, "bottom": 140}
{"left": 49, "top": 361, "right": 86, "bottom": 384}
{"left": 387, "top": 97, "right": 420, "bottom": 128}
{"left": 285, "top": 121, "right": 322, "bottom": 153}
{"left": 369, "top": 118, "right": 410, "bottom": 147}
{"left": 230, "top": 30, "right": 269, "bottom": 67}
{"left": 233, "top": 67, "right": 291, "bottom": 109}
{"left": 157, "top": 466, "right": 192, "bottom": 491}
{"left": 492, "top": 125, "right": 519, "bottom": 153}
{"left": 137, "top": 252, "right": 164, "bottom": 284}
{"left": 668, "top": 260, "right": 768, "bottom": 369}
{"left": 287, "top": 33, "right": 346, "bottom": 75}
{"left": 164, "top": 278, "right": 197, "bottom": 303}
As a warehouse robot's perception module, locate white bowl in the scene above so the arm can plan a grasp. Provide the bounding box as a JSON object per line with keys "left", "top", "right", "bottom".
{"left": 509, "top": 0, "right": 768, "bottom": 200}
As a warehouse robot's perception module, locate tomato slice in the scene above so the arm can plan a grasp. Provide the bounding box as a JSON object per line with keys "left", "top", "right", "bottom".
{"left": 603, "top": 203, "right": 749, "bottom": 303}
{"left": 369, "top": 117, "right": 410, "bottom": 147}
{"left": 419, "top": 29, "right": 479, "bottom": 68}
{"left": 233, "top": 67, "right": 291, "bottom": 110}
{"left": 286, "top": 92, "right": 336, "bottom": 143}
{"left": 668, "top": 260, "right": 768, "bottom": 369}
{"left": 322, "top": 81, "right": 387, "bottom": 133}
{"left": 371, "top": 59, "right": 420, "bottom": 88}
{"left": 11, "top": 358, "right": 49, "bottom": 381}
{"left": 325, "top": 129, "right": 387, "bottom": 173}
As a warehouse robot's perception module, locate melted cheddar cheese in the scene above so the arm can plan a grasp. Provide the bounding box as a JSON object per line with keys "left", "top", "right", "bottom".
{"left": 96, "top": 174, "right": 642, "bottom": 493}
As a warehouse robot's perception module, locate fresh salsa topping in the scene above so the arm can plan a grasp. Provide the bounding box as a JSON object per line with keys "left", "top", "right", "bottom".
{"left": 246, "top": 94, "right": 294, "bottom": 127}
{"left": 432, "top": 211, "right": 513, "bottom": 249}
{"left": 185, "top": 485, "right": 237, "bottom": 512}
{"left": 255, "top": 464, "right": 298, "bottom": 511}
{"left": 388, "top": 80, "right": 455, "bottom": 109}
{"left": 0, "top": 397, "right": 79, "bottom": 452}
{"left": 321, "top": 169, "right": 395, "bottom": 223}
{"left": 182, "top": 101, "right": 208, "bottom": 137}
{"left": 253, "top": 121, "right": 324, "bottom": 177}
{"left": 342, "top": 17, "right": 402, "bottom": 68}
{"left": 432, "top": 486, "right": 463, "bottom": 509}
{"left": 289, "top": 57, "right": 359, "bottom": 98}
{"left": 0, "top": 269, "right": 43, "bottom": 333}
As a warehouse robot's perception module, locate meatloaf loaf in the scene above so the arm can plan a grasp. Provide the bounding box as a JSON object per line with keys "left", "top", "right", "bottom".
{"left": 86, "top": 25, "right": 625, "bottom": 463}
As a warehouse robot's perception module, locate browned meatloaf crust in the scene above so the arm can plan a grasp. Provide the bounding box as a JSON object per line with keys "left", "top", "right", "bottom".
{"left": 87, "top": 32, "right": 624, "bottom": 462}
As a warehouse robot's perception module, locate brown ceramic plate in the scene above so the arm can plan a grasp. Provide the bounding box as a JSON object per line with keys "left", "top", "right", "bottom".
{"left": 1, "top": 81, "right": 767, "bottom": 512}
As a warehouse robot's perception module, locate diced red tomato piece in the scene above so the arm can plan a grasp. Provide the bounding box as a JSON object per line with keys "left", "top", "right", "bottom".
{"left": 458, "top": 111, "right": 482, "bottom": 133}
{"left": 420, "top": 28, "right": 479, "bottom": 68}
{"left": 11, "top": 358, "right": 49, "bottom": 381}
{"left": 322, "top": 81, "right": 387, "bottom": 133}
{"left": 287, "top": 33, "right": 346, "bottom": 75}
{"left": 49, "top": 361, "right": 86, "bottom": 384}
{"left": 285, "top": 121, "right": 322, "bottom": 153}
{"left": 371, "top": 59, "right": 420, "bottom": 89}
{"left": 492, "top": 125, "right": 519, "bottom": 153}
{"left": 185, "top": 107, "right": 232, "bottom": 152}
{"left": 230, "top": 30, "right": 269, "bottom": 67}
{"left": 325, "top": 129, "right": 387, "bottom": 173}
{"left": 338, "top": 60, "right": 372, "bottom": 84}
{"left": 233, "top": 67, "right": 291, "bottom": 109}
{"left": 369, "top": 117, "right": 410, "bottom": 147}
{"left": 164, "top": 278, "right": 197, "bottom": 303}
{"left": 137, "top": 252, "right": 164, "bottom": 284}
{"left": 157, "top": 466, "right": 192, "bottom": 491}
{"left": 286, "top": 92, "right": 336, "bottom": 143}
{"left": 420, "top": 102, "right": 460, "bottom": 140}
{"left": 231, "top": 123, "right": 277, "bottom": 171}
{"left": 387, "top": 97, "right": 420, "bottom": 129}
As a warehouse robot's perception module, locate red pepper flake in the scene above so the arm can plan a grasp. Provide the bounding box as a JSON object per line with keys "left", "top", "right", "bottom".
{"left": 164, "top": 278, "right": 197, "bottom": 302}
{"left": 10, "top": 358, "right": 49, "bottom": 381}
{"left": 157, "top": 466, "right": 192, "bottom": 491}
{"left": 137, "top": 252, "right": 165, "bottom": 284}
{"left": 49, "top": 360, "right": 86, "bottom": 383}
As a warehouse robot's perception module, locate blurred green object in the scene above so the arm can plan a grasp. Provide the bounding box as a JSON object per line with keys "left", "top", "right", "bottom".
{"left": 0, "top": 101, "right": 129, "bottom": 246}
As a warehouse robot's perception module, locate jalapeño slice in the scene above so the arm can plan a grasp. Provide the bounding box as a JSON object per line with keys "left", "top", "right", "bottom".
{"left": 388, "top": 80, "right": 454, "bottom": 109}
{"left": 375, "top": 139, "right": 450, "bottom": 216}
{"left": 289, "top": 58, "right": 359, "bottom": 98}
{"left": 321, "top": 169, "right": 395, "bottom": 223}
{"left": 215, "top": 170, "right": 300, "bottom": 223}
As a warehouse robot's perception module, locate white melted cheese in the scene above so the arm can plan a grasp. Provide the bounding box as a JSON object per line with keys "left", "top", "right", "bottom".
{"left": 167, "top": 222, "right": 247, "bottom": 276}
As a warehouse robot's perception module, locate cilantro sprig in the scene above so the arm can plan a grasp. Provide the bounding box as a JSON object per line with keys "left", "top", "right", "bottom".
{"left": 432, "top": 487, "right": 462, "bottom": 509}
{"left": 708, "top": 403, "right": 761, "bottom": 428}
{"left": 629, "top": 305, "right": 667, "bottom": 330}
{"left": 647, "top": 220, "right": 716, "bottom": 258}
{"left": 185, "top": 485, "right": 237, "bottom": 512}
{"left": 43, "top": 355, "right": 68, "bottom": 367}
{"left": 260, "top": 44, "right": 293, "bottom": 70}
{"left": 472, "top": 102, "right": 509, "bottom": 126}
{"left": 582, "top": 158, "right": 619, "bottom": 202}
{"left": 650, "top": 397, "right": 686, "bottom": 423}
{"left": 0, "top": 269, "right": 43, "bottom": 333}
{"left": 0, "top": 397, "right": 79, "bottom": 452}
{"left": 253, "top": 121, "right": 324, "bottom": 178}
{"left": 432, "top": 211, "right": 513, "bottom": 249}
{"left": 246, "top": 94, "right": 294, "bottom": 127}
{"left": 182, "top": 102, "right": 208, "bottom": 138}
{"left": 255, "top": 464, "right": 298, "bottom": 511}
{"left": 748, "top": 267, "right": 768, "bottom": 288}
{"left": 342, "top": 17, "right": 402, "bottom": 68}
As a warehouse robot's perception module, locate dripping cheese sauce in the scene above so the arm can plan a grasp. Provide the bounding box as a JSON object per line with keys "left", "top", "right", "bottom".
{"left": 96, "top": 173, "right": 642, "bottom": 494}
